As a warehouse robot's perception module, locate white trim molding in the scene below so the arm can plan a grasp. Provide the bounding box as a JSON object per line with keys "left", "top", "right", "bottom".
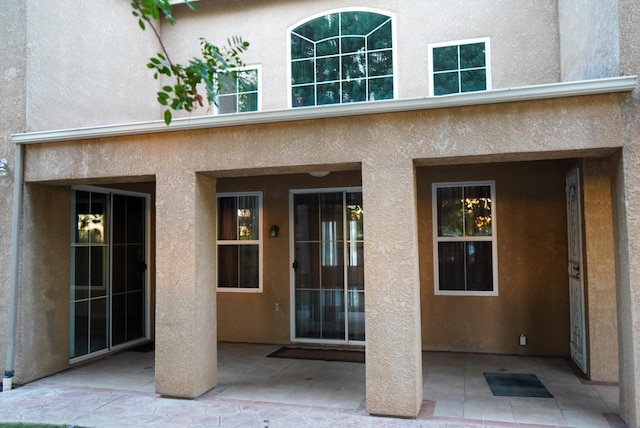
{"left": 11, "top": 76, "right": 637, "bottom": 145}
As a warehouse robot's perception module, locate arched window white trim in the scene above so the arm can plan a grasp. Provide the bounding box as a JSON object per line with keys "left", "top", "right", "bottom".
{"left": 287, "top": 8, "right": 397, "bottom": 108}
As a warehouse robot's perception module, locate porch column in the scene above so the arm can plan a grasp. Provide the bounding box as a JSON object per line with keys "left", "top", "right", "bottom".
{"left": 617, "top": 1, "right": 640, "bottom": 426}
{"left": 616, "top": 148, "right": 640, "bottom": 426}
{"left": 362, "top": 159, "right": 422, "bottom": 417}
{"left": 155, "top": 172, "right": 218, "bottom": 398}
{"left": 582, "top": 158, "right": 618, "bottom": 382}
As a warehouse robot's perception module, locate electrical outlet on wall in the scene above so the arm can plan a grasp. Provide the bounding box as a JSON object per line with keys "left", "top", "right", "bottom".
{"left": 275, "top": 303, "right": 280, "bottom": 312}
{"left": 519, "top": 334, "right": 527, "bottom": 346}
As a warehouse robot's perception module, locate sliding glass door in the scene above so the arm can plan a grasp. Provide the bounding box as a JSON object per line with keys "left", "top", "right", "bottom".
{"left": 291, "top": 189, "right": 364, "bottom": 343}
{"left": 70, "top": 187, "right": 149, "bottom": 361}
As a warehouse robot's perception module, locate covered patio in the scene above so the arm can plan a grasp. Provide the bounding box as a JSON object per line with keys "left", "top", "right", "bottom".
{"left": 10, "top": 342, "right": 624, "bottom": 427}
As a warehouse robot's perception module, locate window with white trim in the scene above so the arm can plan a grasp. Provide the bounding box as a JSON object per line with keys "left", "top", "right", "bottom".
{"left": 217, "top": 192, "right": 262, "bottom": 291}
{"left": 290, "top": 10, "right": 394, "bottom": 107}
{"left": 429, "top": 38, "right": 490, "bottom": 96}
{"left": 433, "top": 182, "right": 497, "bottom": 296}
{"left": 216, "top": 67, "right": 260, "bottom": 114}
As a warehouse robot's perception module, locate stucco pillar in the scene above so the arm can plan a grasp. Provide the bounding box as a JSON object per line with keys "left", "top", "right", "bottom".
{"left": 615, "top": 149, "right": 640, "bottom": 428}
{"left": 582, "top": 159, "right": 619, "bottom": 382}
{"left": 15, "top": 184, "right": 70, "bottom": 384}
{"left": 362, "top": 159, "right": 422, "bottom": 417}
{"left": 609, "top": 1, "right": 638, "bottom": 426}
{"left": 155, "top": 172, "right": 218, "bottom": 398}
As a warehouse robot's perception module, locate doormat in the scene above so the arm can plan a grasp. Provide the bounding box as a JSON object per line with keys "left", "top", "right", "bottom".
{"left": 483, "top": 372, "right": 553, "bottom": 398}
{"left": 129, "top": 342, "right": 155, "bottom": 353}
{"left": 267, "top": 347, "right": 365, "bottom": 363}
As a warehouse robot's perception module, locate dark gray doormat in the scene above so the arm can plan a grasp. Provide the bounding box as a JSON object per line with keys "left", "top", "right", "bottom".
{"left": 483, "top": 372, "right": 553, "bottom": 397}
{"left": 129, "top": 342, "right": 155, "bottom": 353}
{"left": 267, "top": 347, "right": 365, "bottom": 363}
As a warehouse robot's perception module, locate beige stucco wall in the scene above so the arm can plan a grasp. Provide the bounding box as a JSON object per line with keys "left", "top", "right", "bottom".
{"left": 11, "top": 181, "right": 156, "bottom": 385}
{"left": 558, "top": 0, "right": 620, "bottom": 81}
{"left": 12, "top": 93, "right": 633, "bottom": 416}
{"left": 166, "top": 0, "right": 559, "bottom": 115}
{"left": 0, "top": 0, "right": 27, "bottom": 377}
{"left": 25, "top": 0, "right": 161, "bottom": 131}
{"left": 216, "top": 172, "right": 361, "bottom": 343}
{"left": 155, "top": 172, "right": 218, "bottom": 398}
{"left": 15, "top": 185, "right": 70, "bottom": 383}
{"left": 18, "top": 0, "right": 563, "bottom": 130}
{"left": 582, "top": 158, "right": 619, "bottom": 382}
{"left": 4, "top": 0, "right": 640, "bottom": 422}
{"left": 614, "top": 0, "right": 640, "bottom": 425}
{"left": 418, "top": 161, "right": 572, "bottom": 357}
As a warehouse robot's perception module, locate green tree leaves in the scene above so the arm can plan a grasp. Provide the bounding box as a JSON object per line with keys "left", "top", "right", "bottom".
{"left": 131, "top": 0, "right": 249, "bottom": 124}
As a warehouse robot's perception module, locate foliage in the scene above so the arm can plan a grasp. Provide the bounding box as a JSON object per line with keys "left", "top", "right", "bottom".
{"left": 130, "top": 0, "right": 249, "bottom": 124}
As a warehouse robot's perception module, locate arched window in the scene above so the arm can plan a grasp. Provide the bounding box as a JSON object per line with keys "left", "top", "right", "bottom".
{"left": 290, "top": 10, "right": 394, "bottom": 107}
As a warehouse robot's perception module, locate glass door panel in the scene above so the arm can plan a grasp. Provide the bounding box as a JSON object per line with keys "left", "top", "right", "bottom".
{"left": 322, "top": 289, "right": 345, "bottom": 339}
{"left": 90, "top": 297, "right": 108, "bottom": 353}
{"left": 111, "top": 194, "right": 146, "bottom": 347}
{"left": 70, "top": 191, "right": 109, "bottom": 359}
{"left": 293, "top": 190, "right": 364, "bottom": 343}
{"left": 71, "top": 189, "right": 147, "bottom": 360}
{"left": 348, "top": 290, "right": 365, "bottom": 341}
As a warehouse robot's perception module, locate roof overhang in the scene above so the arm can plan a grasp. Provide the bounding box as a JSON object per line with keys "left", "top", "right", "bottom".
{"left": 12, "top": 76, "right": 637, "bottom": 145}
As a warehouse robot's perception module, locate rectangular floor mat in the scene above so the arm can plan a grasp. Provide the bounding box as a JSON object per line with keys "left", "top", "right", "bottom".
{"left": 483, "top": 372, "right": 553, "bottom": 397}
{"left": 267, "top": 347, "right": 365, "bottom": 363}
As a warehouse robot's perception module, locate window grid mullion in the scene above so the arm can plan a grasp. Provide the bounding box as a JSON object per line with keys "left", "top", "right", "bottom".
{"left": 433, "top": 181, "right": 496, "bottom": 296}
{"left": 292, "top": 11, "right": 393, "bottom": 107}
{"left": 457, "top": 45, "right": 462, "bottom": 93}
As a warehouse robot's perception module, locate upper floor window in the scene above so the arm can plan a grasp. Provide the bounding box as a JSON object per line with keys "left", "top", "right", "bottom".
{"left": 429, "top": 38, "right": 491, "bottom": 96}
{"left": 290, "top": 10, "right": 394, "bottom": 107}
{"left": 216, "top": 67, "right": 260, "bottom": 114}
{"left": 433, "top": 181, "right": 498, "bottom": 296}
{"left": 217, "top": 192, "right": 262, "bottom": 292}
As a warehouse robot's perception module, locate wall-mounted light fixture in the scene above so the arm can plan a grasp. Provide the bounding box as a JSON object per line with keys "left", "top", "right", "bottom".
{"left": 0, "top": 159, "right": 8, "bottom": 177}
{"left": 308, "top": 171, "right": 330, "bottom": 178}
{"left": 270, "top": 225, "right": 280, "bottom": 237}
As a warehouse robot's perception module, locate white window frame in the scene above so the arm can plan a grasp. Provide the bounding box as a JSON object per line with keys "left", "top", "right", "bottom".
{"left": 216, "top": 191, "right": 263, "bottom": 293}
{"left": 428, "top": 37, "right": 491, "bottom": 97}
{"left": 287, "top": 7, "right": 398, "bottom": 108}
{"left": 432, "top": 181, "right": 498, "bottom": 296}
{"left": 214, "top": 65, "right": 262, "bottom": 114}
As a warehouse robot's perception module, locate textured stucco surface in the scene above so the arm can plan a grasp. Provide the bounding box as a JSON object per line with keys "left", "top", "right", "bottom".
{"left": 25, "top": 0, "right": 161, "bottom": 131}
{"left": 614, "top": 0, "right": 640, "bottom": 425}
{"left": 0, "top": 0, "right": 26, "bottom": 379}
{"left": 19, "top": 93, "right": 631, "bottom": 416}
{"left": 362, "top": 159, "right": 422, "bottom": 417}
{"left": 154, "top": 172, "right": 218, "bottom": 398}
{"left": 4, "top": 0, "right": 640, "bottom": 422}
{"left": 15, "top": 185, "right": 70, "bottom": 384}
{"left": 216, "top": 172, "right": 362, "bottom": 344}
{"left": 22, "top": 95, "right": 629, "bottom": 184}
{"left": 582, "top": 158, "right": 619, "bottom": 382}
{"left": 166, "top": 0, "right": 559, "bottom": 115}
{"left": 418, "top": 161, "right": 572, "bottom": 357}
{"left": 558, "top": 0, "right": 620, "bottom": 81}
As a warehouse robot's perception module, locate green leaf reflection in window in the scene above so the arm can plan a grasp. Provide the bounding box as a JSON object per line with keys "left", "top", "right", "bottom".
{"left": 291, "top": 10, "right": 394, "bottom": 107}
{"left": 432, "top": 39, "right": 489, "bottom": 96}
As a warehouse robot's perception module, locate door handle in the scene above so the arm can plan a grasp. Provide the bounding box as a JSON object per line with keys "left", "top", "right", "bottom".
{"left": 292, "top": 260, "right": 298, "bottom": 271}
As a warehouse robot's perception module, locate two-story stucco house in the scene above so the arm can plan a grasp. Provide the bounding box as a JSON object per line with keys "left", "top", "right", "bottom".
{"left": 1, "top": 0, "right": 640, "bottom": 425}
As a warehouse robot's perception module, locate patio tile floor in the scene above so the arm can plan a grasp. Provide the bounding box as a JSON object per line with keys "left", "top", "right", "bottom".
{"left": 0, "top": 343, "right": 628, "bottom": 428}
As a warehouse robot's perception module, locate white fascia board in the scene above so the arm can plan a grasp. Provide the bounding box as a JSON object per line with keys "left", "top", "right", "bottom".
{"left": 11, "top": 76, "right": 637, "bottom": 145}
